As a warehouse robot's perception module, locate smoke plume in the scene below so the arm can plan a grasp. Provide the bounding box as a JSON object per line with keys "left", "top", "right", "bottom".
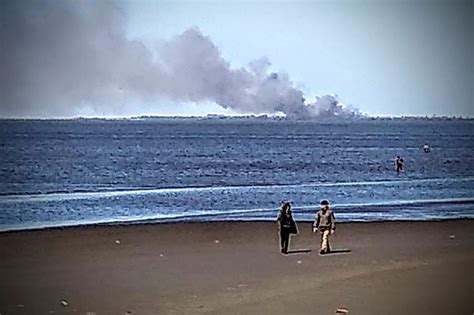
{"left": 0, "top": 0, "right": 360, "bottom": 119}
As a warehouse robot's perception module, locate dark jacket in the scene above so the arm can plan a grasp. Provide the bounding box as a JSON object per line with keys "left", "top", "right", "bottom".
{"left": 277, "top": 211, "right": 298, "bottom": 234}
{"left": 314, "top": 208, "right": 336, "bottom": 231}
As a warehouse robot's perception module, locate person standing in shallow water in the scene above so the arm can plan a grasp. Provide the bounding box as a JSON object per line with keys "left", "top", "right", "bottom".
{"left": 395, "top": 156, "right": 404, "bottom": 173}
{"left": 313, "top": 200, "right": 336, "bottom": 255}
{"left": 276, "top": 202, "right": 297, "bottom": 254}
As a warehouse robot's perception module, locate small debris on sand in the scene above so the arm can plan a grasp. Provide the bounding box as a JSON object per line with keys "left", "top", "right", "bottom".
{"left": 60, "top": 299, "right": 69, "bottom": 307}
{"left": 297, "top": 260, "right": 302, "bottom": 264}
{"left": 336, "top": 307, "right": 349, "bottom": 314}
{"left": 115, "top": 239, "right": 121, "bottom": 245}
{"left": 214, "top": 240, "right": 220, "bottom": 244}
{"left": 159, "top": 253, "right": 164, "bottom": 257}
{"left": 449, "top": 235, "right": 455, "bottom": 239}
{"left": 17, "top": 304, "right": 24, "bottom": 308}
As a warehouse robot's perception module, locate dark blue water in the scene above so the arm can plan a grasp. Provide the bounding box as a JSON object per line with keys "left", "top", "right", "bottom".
{"left": 0, "top": 118, "right": 473, "bottom": 231}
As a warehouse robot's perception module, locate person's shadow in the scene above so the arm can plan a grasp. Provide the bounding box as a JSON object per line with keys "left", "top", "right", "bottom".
{"left": 286, "top": 249, "right": 312, "bottom": 254}
{"left": 323, "top": 249, "right": 352, "bottom": 255}
{"left": 284, "top": 249, "right": 352, "bottom": 255}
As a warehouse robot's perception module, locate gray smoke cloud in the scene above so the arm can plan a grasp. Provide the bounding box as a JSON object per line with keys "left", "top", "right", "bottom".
{"left": 0, "top": 0, "right": 360, "bottom": 119}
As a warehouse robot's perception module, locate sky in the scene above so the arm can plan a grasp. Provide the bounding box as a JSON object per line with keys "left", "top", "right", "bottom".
{"left": 1, "top": 0, "right": 472, "bottom": 118}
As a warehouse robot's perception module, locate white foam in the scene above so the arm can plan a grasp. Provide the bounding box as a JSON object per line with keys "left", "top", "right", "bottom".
{"left": 1, "top": 196, "right": 473, "bottom": 232}
{"left": 1, "top": 176, "right": 473, "bottom": 204}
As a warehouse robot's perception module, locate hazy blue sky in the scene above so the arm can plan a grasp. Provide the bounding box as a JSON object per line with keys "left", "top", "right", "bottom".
{"left": 1, "top": 0, "right": 472, "bottom": 117}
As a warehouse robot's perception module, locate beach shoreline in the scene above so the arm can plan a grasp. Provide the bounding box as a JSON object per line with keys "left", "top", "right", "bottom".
{"left": 1, "top": 220, "right": 473, "bottom": 314}
{"left": 1, "top": 216, "right": 473, "bottom": 234}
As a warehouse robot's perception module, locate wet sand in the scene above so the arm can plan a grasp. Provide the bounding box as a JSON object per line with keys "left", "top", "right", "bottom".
{"left": 0, "top": 220, "right": 473, "bottom": 314}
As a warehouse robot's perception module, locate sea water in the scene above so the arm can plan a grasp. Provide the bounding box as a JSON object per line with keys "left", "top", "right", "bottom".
{"left": 0, "top": 118, "right": 473, "bottom": 231}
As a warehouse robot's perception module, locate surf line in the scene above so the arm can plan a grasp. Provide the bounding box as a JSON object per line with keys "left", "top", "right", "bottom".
{"left": 1, "top": 196, "right": 473, "bottom": 233}
{"left": 1, "top": 176, "right": 473, "bottom": 204}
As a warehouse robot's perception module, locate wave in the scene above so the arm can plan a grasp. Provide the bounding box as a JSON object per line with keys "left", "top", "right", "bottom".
{"left": 1, "top": 176, "right": 473, "bottom": 203}
{"left": 294, "top": 197, "right": 474, "bottom": 211}
{"left": 1, "top": 196, "right": 473, "bottom": 233}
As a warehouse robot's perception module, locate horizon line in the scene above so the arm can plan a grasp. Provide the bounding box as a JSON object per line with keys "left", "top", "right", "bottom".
{"left": 0, "top": 114, "right": 473, "bottom": 121}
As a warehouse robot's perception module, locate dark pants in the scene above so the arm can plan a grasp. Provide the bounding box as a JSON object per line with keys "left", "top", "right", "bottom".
{"left": 396, "top": 163, "right": 403, "bottom": 172}
{"left": 280, "top": 228, "right": 291, "bottom": 253}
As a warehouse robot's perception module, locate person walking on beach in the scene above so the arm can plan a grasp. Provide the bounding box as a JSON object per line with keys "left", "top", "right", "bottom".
{"left": 313, "top": 200, "right": 336, "bottom": 255}
{"left": 277, "top": 202, "right": 298, "bottom": 254}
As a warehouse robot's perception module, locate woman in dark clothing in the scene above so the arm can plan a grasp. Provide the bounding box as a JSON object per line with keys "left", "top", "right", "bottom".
{"left": 277, "top": 202, "right": 297, "bottom": 254}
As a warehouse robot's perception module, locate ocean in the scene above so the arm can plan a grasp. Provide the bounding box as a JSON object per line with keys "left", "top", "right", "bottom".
{"left": 0, "top": 118, "right": 473, "bottom": 231}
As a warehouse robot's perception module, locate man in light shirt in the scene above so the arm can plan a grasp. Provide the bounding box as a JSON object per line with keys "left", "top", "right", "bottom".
{"left": 313, "top": 199, "right": 336, "bottom": 255}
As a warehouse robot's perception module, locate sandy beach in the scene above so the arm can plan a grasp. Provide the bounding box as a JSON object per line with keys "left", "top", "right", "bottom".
{"left": 0, "top": 220, "right": 473, "bottom": 314}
